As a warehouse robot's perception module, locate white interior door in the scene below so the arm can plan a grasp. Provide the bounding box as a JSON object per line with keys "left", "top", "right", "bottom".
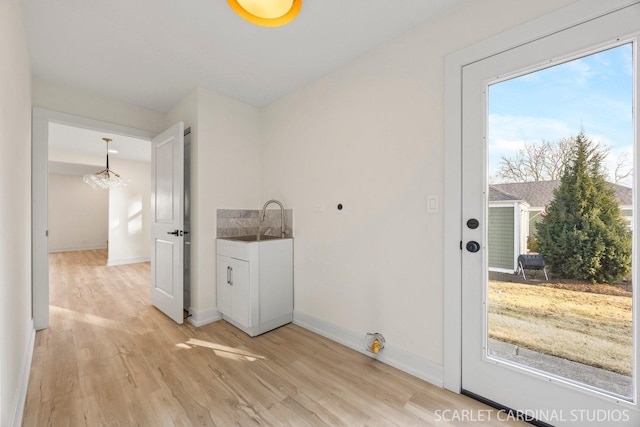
{"left": 462, "top": 5, "right": 639, "bottom": 426}
{"left": 151, "top": 122, "right": 184, "bottom": 324}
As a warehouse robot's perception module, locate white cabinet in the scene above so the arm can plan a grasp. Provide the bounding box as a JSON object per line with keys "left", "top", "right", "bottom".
{"left": 216, "top": 255, "right": 250, "bottom": 326}
{"left": 216, "top": 238, "right": 293, "bottom": 336}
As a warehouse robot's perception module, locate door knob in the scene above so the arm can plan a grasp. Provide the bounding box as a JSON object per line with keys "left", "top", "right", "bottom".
{"left": 167, "top": 230, "right": 180, "bottom": 236}
{"left": 466, "top": 241, "right": 481, "bottom": 253}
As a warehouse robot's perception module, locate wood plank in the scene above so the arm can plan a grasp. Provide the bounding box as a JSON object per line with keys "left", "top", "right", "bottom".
{"left": 23, "top": 249, "right": 528, "bottom": 426}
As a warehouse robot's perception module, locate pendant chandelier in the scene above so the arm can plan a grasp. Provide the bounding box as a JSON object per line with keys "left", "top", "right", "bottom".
{"left": 83, "top": 137, "right": 126, "bottom": 190}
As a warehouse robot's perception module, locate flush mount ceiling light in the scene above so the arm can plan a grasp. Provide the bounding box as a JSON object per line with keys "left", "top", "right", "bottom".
{"left": 83, "top": 137, "right": 127, "bottom": 190}
{"left": 228, "top": 0, "right": 301, "bottom": 27}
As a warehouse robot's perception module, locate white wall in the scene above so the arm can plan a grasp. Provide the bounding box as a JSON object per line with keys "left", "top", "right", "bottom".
{"left": 48, "top": 149, "right": 151, "bottom": 261}
{"left": 32, "top": 77, "right": 166, "bottom": 134}
{"left": 197, "top": 88, "right": 262, "bottom": 320}
{"left": 48, "top": 148, "right": 103, "bottom": 166}
{"left": 167, "top": 87, "right": 262, "bottom": 324}
{"left": 260, "top": 0, "right": 578, "bottom": 381}
{"left": 107, "top": 158, "right": 151, "bottom": 265}
{"left": 48, "top": 174, "right": 108, "bottom": 252}
{"left": 0, "top": 0, "right": 33, "bottom": 425}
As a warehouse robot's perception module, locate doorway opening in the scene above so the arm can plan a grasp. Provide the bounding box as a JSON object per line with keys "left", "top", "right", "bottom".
{"left": 47, "top": 122, "right": 152, "bottom": 265}
{"left": 32, "top": 108, "right": 155, "bottom": 330}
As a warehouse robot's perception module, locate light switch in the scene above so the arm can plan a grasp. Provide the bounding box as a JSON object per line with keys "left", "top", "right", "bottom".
{"left": 426, "top": 195, "right": 439, "bottom": 214}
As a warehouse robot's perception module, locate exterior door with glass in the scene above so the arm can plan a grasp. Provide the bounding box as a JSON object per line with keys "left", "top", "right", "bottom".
{"left": 462, "top": 4, "right": 639, "bottom": 426}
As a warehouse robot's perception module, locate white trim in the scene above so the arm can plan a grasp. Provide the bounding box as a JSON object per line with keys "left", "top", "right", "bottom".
{"left": 49, "top": 244, "right": 107, "bottom": 253}
{"left": 32, "top": 107, "right": 49, "bottom": 330}
{"left": 489, "top": 267, "right": 516, "bottom": 274}
{"left": 8, "top": 319, "right": 35, "bottom": 427}
{"left": 106, "top": 256, "right": 151, "bottom": 266}
{"left": 293, "top": 310, "right": 444, "bottom": 387}
{"left": 513, "top": 202, "right": 521, "bottom": 272}
{"left": 187, "top": 307, "right": 222, "bottom": 327}
{"left": 443, "top": 54, "right": 463, "bottom": 393}
{"left": 489, "top": 200, "right": 528, "bottom": 208}
{"left": 443, "top": 0, "right": 640, "bottom": 393}
{"left": 33, "top": 107, "right": 155, "bottom": 140}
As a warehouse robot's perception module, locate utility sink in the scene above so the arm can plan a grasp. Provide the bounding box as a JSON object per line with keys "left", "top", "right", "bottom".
{"left": 222, "top": 234, "right": 284, "bottom": 242}
{"left": 217, "top": 235, "right": 293, "bottom": 337}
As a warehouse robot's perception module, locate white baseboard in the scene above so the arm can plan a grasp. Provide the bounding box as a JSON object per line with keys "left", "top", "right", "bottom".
{"left": 49, "top": 244, "right": 107, "bottom": 253}
{"left": 107, "top": 256, "right": 150, "bottom": 266}
{"left": 293, "top": 310, "right": 444, "bottom": 388}
{"left": 9, "top": 318, "right": 35, "bottom": 427}
{"left": 489, "top": 267, "right": 516, "bottom": 274}
{"left": 187, "top": 307, "right": 222, "bottom": 327}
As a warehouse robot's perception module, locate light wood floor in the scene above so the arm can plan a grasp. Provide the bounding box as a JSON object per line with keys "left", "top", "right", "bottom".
{"left": 23, "top": 249, "right": 527, "bottom": 426}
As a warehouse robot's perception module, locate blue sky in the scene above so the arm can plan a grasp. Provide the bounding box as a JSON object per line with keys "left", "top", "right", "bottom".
{"left": 488, "top": 43, "right": 633, "bottom": 186}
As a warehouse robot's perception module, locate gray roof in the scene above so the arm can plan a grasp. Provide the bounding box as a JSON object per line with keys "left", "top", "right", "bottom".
{"left": 488, "top": 186, "right": 521, "bottom": 202}
{"left": 490, "top": 180, "right": 632, "bottom": 208}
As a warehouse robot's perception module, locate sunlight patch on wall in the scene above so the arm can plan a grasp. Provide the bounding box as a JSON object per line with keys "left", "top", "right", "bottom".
{"left": 128, "top": 196, "right": 143, "bottom": 234}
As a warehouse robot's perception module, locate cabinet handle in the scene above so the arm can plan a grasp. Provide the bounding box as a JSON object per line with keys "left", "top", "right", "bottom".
{"left": 227, "top": 266, "right": 231, "bottom": 284}
{"left": 229, "top": 266, "right": 233, "bottom": 286}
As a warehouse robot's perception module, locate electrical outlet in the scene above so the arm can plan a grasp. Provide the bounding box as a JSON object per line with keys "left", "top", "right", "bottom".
{"left": 313, "top": 203, "right": 324, "bottom": 213}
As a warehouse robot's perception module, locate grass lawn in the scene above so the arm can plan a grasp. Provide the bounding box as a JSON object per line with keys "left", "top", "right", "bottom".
{"left": 488, "top": 280, "right": 632, "bottom": 376}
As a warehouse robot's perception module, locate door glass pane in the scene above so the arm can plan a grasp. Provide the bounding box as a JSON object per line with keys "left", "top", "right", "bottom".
{"left": 486, "top": 43, "right": 634, "bottom": 399}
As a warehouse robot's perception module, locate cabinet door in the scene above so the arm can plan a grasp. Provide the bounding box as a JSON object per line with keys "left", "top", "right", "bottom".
{"left": 216, "top": 255, "right": 232, "bottom": 316}
{"left": 229, "top": 258, "right": 250, "bottom": 326}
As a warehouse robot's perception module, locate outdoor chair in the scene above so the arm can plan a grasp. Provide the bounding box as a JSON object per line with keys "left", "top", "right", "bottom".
{"left": 515, "top": 254, "right": 549, "bottom": 281}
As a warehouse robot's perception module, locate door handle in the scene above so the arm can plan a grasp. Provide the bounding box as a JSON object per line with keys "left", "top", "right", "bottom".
{"left": 466, "top": 241, "right": 481, "bottom": 253}
{"left": 167, "top": 229, "right": 180, "bottom": 236}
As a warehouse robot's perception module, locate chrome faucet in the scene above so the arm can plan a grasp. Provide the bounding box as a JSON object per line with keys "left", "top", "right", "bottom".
{"left": 260, "top": 199, "right": 286, "bottom": 238}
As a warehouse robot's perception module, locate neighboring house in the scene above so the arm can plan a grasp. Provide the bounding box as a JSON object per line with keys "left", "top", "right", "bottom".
{"left": 488, "top": 180, "right": 633, "bottom": 272}
{"left": 488, "top": 186, "right": 530, "bottom": 272}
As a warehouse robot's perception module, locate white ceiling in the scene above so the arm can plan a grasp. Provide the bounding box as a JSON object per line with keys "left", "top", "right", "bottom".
{"left": 48, "top": 161, "right": 108, "bottom": 176}
{"left": 49, "top": 122, "right": 150, "bottom": 163}
{"left": 22, "top": 0, "right": 464, "bottom": 112}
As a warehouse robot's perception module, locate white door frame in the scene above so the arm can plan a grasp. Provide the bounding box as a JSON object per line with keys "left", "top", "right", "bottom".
{"left": 443, "top": 0, "right": 640, "bottom": 393}
{"left": 31, "top": 107, "right": 154, "bottom": 330}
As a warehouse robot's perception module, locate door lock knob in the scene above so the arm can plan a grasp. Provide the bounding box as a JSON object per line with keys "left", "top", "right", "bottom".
{"left": 466, "top": 241, "right": 481, "bottom": 253}
{"left": 466, "top": 218, "right": 479, "bottom": 229}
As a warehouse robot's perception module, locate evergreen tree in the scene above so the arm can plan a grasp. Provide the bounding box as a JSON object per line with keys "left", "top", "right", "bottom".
{"left": 535, "top": 130, "right": 632, "bottom": 283}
